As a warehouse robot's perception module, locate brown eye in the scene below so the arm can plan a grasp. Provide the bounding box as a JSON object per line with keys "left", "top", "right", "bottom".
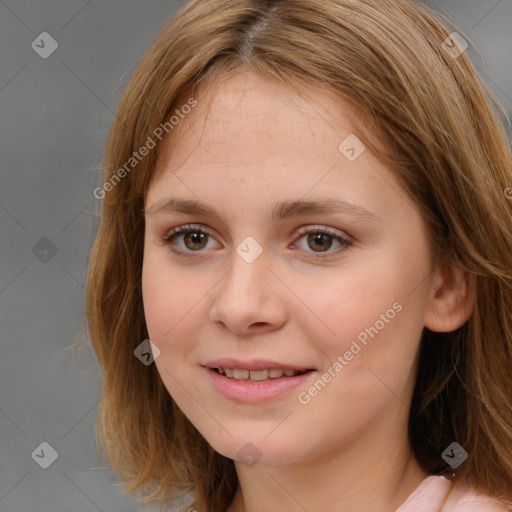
{"left": 306, "top": 232, "right": 334, "bottom": 252}
{"left": 293, "top": 226, "right": 353, "bottom": 256}
{"left": 183, "top": 231, "right": 208, "bottom": 250}
{"left": 161, "top": 224, "right": 220, "bottom": 256}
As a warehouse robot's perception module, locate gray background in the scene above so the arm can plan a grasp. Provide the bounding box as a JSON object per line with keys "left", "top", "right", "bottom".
{"left": 1, "top": 1, "right": 511, "bottom": 511}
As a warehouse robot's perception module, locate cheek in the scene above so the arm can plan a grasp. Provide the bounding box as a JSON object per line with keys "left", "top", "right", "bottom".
{"left": 142, "top": 251, "right": 204, "bottom": 401}
{"left": 142, "top": 248, "right": 195, "bottom": 346}
{"left": 290, "top": 261, "right": 398, "bottom": 354}
{"left": 142, "top": 246, "right": 219, "bottom": 368}
{"left": 299, "top": 254, "right": 426, "bottom": 375}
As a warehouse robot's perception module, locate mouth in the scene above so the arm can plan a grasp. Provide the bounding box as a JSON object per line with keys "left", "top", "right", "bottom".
{"left": 211, "top": 367, "right": 312, "bottom": 381}
{"left": 203, "top": 361, "right": 316, "bottom": 403}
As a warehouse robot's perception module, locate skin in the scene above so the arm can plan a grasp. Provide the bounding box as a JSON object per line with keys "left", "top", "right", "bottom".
{"left": 142, "top": 70, "right": 475, "bottom": 512}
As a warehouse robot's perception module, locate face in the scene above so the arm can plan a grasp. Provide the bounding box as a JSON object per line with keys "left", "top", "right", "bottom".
{"left": 142, "top": 71, "right": 437, "bottom": 466}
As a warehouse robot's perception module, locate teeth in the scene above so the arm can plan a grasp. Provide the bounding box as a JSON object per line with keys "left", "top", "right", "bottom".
{"left": 217, "top": 367, "right": 304, "bottom": 381}
{"left": 249, "top": 370, "right": 269, "bottom": 381}
{"left": 232, "top": 369, "right": 249, "bottom": 379}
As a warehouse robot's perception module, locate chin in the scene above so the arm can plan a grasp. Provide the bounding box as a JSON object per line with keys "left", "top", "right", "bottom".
{"left": 204, "top": 431, "right": 309, "bottom": 466}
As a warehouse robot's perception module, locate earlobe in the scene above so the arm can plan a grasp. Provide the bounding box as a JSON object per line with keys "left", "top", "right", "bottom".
{"left": 423, "top": 263, "right": 476, "bottom": 333}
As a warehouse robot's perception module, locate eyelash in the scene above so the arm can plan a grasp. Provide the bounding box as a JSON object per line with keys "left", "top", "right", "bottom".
{"left": 160, "top": 223, "right": 353, "bottom": 258}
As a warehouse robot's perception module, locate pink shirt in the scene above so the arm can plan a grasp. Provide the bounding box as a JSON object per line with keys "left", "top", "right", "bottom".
{"left": 397, "top": 475, "right": 510, "bottom": 511}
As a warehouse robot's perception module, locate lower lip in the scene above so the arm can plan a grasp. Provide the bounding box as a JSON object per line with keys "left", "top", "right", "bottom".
{"left": 204, "top": 367, "right": 316, "bottom": 404}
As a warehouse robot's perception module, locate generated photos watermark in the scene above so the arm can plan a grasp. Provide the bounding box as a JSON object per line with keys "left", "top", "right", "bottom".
{"left": 442, "top": 441, "right": 468, "bottom": 469}
{"left": 93, "top": 97, "right": 198, "bottom": 200}
{"left": 236, "top": 442, "right": 263, "bottom": 467}
{"left": 297, "top": 301, "right": 403, "bottom": 405}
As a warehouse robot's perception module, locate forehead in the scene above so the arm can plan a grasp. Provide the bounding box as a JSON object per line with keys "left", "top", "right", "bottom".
{"left": 145, "top": 70, "right": 409, "bottom": 231}
{"left": 152, "top": 71, "right": 363, "bottom": 180}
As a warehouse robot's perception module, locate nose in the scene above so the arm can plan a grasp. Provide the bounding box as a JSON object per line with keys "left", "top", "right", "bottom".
{"left": 209, "top": 245, "right": 288, "bottom": 336}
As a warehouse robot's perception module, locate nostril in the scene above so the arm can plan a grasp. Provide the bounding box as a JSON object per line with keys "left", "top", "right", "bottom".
{"left": 250, "top": 322, "right": 269, "bottom": 328}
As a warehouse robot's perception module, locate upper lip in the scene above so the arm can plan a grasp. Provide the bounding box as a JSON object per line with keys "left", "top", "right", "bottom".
{"left": 203, "top": 358, "right": 314, "bottom": 372}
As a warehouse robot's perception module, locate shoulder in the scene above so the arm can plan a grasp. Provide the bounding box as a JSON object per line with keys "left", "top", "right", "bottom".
{"left": 397, "top": 475, "right": 510, "bottom": 512}
{"left": 440, "top": 479, "right": 510, "bottom": 512}
{"left": 396, "top": 475, "right": 451, "bottom": 511}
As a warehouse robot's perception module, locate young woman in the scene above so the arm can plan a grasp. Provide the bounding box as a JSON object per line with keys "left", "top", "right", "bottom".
{"left": 86, "top": 1, "right": 512, "bottom": 510}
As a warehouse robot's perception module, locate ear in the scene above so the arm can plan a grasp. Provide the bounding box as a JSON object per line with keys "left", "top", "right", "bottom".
{"left": 423, "top": 260, "right": 476, "bottom": 333}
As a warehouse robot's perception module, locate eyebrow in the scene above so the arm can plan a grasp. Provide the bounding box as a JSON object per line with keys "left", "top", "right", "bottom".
{"left": 145, "top": 198, "right": 381, "bottom": 223}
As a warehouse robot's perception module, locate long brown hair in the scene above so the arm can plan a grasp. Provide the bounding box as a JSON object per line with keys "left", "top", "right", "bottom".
{"left": 85, "top": 1, "right": 512, "bottom": 510}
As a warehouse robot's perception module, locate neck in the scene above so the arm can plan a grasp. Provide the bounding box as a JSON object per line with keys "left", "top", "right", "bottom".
{"left": 226, "top": 417, "right": 430, "bottom": 512}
